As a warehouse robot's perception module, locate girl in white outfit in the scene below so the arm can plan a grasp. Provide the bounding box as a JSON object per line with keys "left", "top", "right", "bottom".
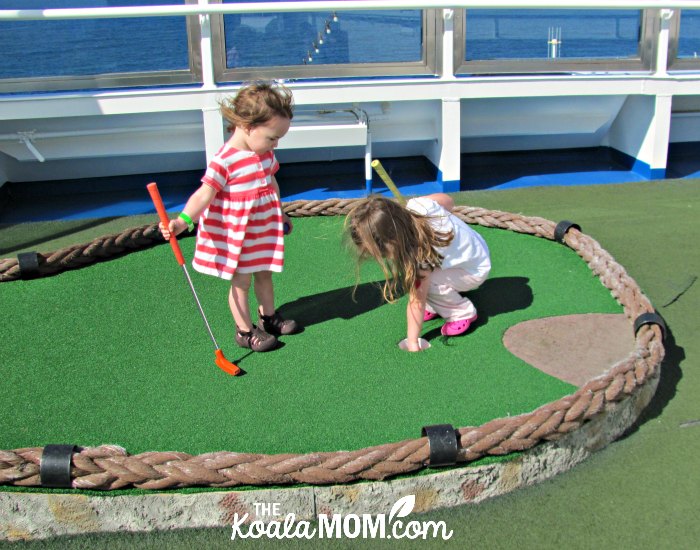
{"left": 346, "top": 194, "right": 491, "bottom": 352}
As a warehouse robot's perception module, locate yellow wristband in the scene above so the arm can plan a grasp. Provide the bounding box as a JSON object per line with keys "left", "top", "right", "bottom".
{"left": 178, "top": 212, "right": 194, "bottom": 232}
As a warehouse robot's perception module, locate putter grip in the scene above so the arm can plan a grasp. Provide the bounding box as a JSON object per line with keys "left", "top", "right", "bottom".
{"left": 371, "top": 159, "right": 404, "bottom": 202}
{"left": 147, "top": 182, "right": 186, "bottom": 266}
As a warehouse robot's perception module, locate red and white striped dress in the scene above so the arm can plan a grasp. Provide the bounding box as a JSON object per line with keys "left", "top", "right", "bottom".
{"left": 192, "top": 144, "right": 284, "bottom": 279}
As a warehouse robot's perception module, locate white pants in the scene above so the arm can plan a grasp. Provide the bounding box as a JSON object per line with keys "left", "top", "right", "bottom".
{"left": 425, "top": 267, "right": 490, "bottom": 322}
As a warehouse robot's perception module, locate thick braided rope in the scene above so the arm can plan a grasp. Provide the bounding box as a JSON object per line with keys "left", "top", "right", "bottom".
{"left": 0, "top": 199, "right": 664, "bottom": 489}
{"left": 0, "top": 223, "right": 163, "bottom": 282}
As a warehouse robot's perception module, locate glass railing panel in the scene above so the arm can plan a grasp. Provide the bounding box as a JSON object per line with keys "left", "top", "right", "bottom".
{"left": 677, "top": 9, "right": 700, "bottom": 59}
{"left": 0, "top": 0, "right": 199, "bottom": 93}
{"left": 465, "top": 9, "right": 640, "bottom": 61}
{"left": 223, "top": 9, "right": 422, "bottom": 68}
{"left": 213, "top": 1, "right": 434, "bottom": 82}
{"left": 456, "top": 8, "right": 648, "bottom": 74}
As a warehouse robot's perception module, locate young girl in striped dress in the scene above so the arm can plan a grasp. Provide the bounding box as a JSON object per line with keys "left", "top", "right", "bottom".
{"left": 159, "top": 81, "right": 300, "bottom": 352}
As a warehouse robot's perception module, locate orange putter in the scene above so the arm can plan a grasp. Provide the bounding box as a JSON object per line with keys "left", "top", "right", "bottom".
{"left": 147, "top": 182, "right": 241, "bottom": 376}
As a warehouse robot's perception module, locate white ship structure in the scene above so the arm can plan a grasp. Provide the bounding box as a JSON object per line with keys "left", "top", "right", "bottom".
{"left": 0, "top": 1, "right": 699, "bottom": 207}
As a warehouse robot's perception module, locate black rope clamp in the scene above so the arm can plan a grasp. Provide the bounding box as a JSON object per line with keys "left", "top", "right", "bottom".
{"left": 421, "top": 424, "right": 458, "bottom": 468}
{"left": 40, "top": 444, "right": 77, "bottom": 488}
{"left": 17, "top": 251, "right": 40, "bottom": 279}
{"left": 634, "top": 312, "right": 667, "bottom": 341}
{"left": 554, "top": 220, "right": 581, "bottom": 244}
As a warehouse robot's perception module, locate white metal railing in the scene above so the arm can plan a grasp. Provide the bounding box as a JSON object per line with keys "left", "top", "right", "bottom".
{"left": 1, "top": 1, "right": 699, "bottom": 21}
{"left": 0, "top": 124, "right": 203, "bottom": 162}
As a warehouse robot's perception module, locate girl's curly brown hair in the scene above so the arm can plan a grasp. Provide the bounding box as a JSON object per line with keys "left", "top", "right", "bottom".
{"left": 345, "top": 196, "right": 454, "bottom": 302}
{"left": 219, "top": 81, "right": 294, "bottom": 133}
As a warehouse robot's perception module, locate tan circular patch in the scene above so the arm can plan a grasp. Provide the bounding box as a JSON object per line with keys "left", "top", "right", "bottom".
{"left": 503, "top": 313, "right": 636, "bottom": 387}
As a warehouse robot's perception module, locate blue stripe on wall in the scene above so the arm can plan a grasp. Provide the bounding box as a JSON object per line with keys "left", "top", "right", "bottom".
{"left": 3, "top": 145, "right": 700, "bottom": 223}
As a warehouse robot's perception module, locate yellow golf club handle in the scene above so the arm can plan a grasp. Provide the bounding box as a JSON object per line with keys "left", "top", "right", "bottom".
{"left": 371, "top": 159, "right": 405, "bottom": 204}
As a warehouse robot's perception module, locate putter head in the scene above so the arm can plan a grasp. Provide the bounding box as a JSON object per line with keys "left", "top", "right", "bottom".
{"left": 215, "top": 349, "right": 242, "bottom": 376}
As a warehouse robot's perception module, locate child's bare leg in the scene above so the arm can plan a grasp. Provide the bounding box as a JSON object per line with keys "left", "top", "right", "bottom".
{"left": 253, "top": 271, "right": 275, "bottom": 316}
{"left": 229, "top": 272, "right": 254, "bottom": 331}
{"left": 254, "top": 270, "right": 302, "bottom": 335}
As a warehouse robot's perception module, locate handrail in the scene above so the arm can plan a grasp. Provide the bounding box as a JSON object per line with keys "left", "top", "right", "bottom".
{"left": 0, "top": 1, "right": 698, "bottom": 21}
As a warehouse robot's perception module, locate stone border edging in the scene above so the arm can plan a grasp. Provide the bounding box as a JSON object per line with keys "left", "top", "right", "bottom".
{"left": 1, "top": 374, "right": 657, "bottom": 541}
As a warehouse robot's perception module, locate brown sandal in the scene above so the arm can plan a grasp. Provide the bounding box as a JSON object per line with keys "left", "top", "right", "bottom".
{"left": 235, "top": 327, "right": 278, "bottom": 352}
{"left": 257, "top": 309, "right": 301, "bottom": 336}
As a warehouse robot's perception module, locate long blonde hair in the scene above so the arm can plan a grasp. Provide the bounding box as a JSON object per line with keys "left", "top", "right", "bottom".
{"left": 345, "top": 196, "right": 453, "bottom": 302}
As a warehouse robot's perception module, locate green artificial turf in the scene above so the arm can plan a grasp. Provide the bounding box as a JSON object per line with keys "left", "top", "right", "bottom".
{"left": 1, "top": 216, "right": 621, "bottom": 461}
{"left": 2, "top": 180, "right": 699, "bottom": 549}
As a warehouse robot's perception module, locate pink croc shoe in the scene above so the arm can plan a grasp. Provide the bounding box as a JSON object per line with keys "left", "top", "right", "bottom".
{"left": 424, "top": 310, "right": 439, "bottom": 322}
{"left": 441, "top": 315, "right": 477, "bottom": 337}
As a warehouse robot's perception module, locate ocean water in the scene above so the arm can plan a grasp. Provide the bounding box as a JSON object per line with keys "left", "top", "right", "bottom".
{"left": 0, "top": 2, "right": 698, "bottom": 80}
{"left": 0, "top": 0, "right": 189, "bottom": 77}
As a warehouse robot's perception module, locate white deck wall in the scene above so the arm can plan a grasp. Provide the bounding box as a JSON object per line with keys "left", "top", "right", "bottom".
{"left": 1, "top": 77, "right": 699, "bottom": 187}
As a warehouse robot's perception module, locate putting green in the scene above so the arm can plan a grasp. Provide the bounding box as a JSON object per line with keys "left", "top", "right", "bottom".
{"left": 0, "top": 216, "right": 621, "bottom": 459}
